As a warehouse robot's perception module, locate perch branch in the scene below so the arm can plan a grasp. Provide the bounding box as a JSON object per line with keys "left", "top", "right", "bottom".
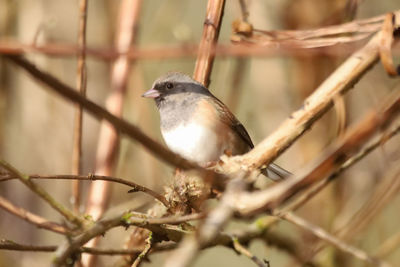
{"left": 233, "top": 89, "right": 400, "bottom": 216}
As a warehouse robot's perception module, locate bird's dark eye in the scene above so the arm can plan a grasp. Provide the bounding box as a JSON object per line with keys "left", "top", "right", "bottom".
{"left": 166, "top": 82, "right": 174, "bottom": 89}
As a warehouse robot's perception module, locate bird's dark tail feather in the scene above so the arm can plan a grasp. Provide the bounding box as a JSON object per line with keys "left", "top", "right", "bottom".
{"left": 262, "top": 163, "right": 291, "bottom": 181}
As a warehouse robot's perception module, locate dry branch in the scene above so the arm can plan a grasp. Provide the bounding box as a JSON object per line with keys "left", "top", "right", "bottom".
{"left": 233, "top": 89, "right": 400, "bottom": 216}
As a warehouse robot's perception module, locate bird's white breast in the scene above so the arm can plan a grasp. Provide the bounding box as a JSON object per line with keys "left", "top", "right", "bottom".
{"left": 161, "top": 122, "right": 222, "bottom": 164}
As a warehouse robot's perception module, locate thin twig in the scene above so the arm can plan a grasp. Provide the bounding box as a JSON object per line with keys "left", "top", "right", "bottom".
{"left": 0, "top": 196, "right": 70, "bottom": 235}
{"left": 0, "top": 239, "right": 175, "bottom": 255}
{"left": 0, "top": 160, "right": 84, "bottom": 226}
{"left": 238, "top": 0, "right": 249, "bottom": 22}
{"left": 0, "top": 174, "right": 170, "bottom": 208}
{"left": 277, "top": 212, "right": 389, "bottom": 267}
{"left": 232, "top": 236, "right": 268, "bottom": 267}
{"left": 131, "top": 233, "right": 153, "bottom": 267}
{"left": 72, "top": 0, "right": 88, "bottom": 214}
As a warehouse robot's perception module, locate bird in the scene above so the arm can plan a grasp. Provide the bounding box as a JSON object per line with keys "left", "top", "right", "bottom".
{"left": 142, "top": 72, "right": 290, "bottom": 181}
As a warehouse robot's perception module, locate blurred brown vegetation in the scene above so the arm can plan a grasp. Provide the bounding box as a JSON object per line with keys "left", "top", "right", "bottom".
{"left": 0, "top": 0, "right": 400, "bottom": 267}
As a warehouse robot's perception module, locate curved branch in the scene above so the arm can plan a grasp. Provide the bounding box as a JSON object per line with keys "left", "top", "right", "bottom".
{"left": 0, "top": 196, "right": 70, "bottom": 235}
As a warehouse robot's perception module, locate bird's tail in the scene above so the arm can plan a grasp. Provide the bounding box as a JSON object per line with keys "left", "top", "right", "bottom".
{"left": 262, "top": 163, "right": 291, "bottom": 181}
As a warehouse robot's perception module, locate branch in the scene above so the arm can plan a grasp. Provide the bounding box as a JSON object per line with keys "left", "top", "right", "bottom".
{"left": 232, "top": 236, "right": 269, "bottom": 267}
{"left": 132, "top": 233, "right": 153, "bottom": 267}
{"left": 0, "top": 173, "right": 170, "bottom": 208}
{"left": 0, "top": 195, "right": 70, "bottom": 235}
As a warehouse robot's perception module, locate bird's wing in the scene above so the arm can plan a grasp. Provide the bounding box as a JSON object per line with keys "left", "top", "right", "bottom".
{"left": 209, "top": 95, "right": 291, "bottom": 180}
{"left": 210, "top": 95, "right": 254, "bottom": 149}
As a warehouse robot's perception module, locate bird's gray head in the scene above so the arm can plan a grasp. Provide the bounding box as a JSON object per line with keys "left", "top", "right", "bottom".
{"left": 142, "top": 72, "right": 210, "bottom": 108}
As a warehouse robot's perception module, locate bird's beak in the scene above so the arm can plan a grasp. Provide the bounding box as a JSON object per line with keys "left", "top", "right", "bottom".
{"left": 142, "top": 88, "right": 160, "bottom": 98}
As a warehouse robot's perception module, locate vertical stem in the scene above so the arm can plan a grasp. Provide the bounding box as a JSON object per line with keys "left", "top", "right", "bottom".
{"left": 193, "top": 0, "right": 226, "bottom": 87}
{"left": 238, "top": 0, "right": 249, "bottom": 22}
{"left": 83, "top": 0, "right": 142, "bottom": 266}
{"left": 72, "top": 0, "right": 88, "bottom": 213}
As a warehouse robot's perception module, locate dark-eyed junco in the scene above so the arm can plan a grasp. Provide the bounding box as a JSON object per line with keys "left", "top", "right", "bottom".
{"left": 143, "top": 72, "right": 290, "bottom": 181}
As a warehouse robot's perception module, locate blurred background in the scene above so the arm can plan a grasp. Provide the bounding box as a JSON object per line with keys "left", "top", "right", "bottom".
{"left": 0, "top": 0, "right": 400, "bottom": 266}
